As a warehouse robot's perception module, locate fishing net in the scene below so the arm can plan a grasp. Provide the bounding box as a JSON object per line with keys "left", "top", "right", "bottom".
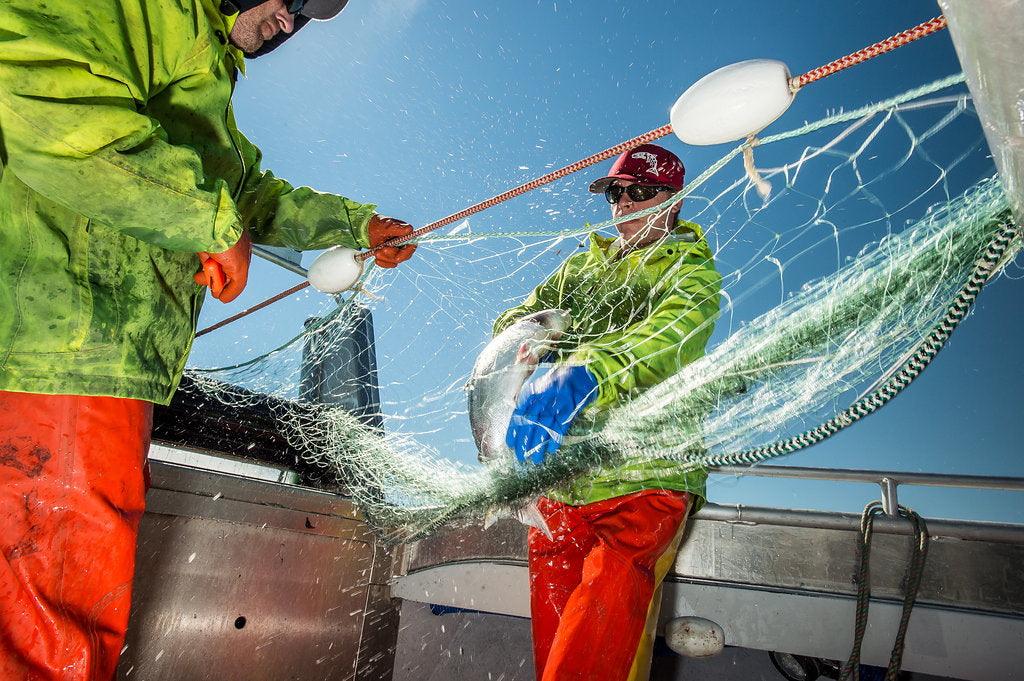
{"left": 183, "top": 73, "right": 1018, "bottom": 542}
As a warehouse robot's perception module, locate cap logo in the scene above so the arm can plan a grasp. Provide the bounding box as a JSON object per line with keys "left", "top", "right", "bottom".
{"left": 631, "top": 151, "right": 660, "bottom": 174}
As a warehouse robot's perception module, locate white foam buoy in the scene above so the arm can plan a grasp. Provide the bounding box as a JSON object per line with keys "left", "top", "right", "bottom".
{"left": 307, "top": 246, "right": 364, "bottom": 294}
{"left": 671, "top": 59, "right": 796, "bottom": 146}
{"left": 664, "top": 616, "right": 725, "bottom": 658}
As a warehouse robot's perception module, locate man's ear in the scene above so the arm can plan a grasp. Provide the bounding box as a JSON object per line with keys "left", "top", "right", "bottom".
{"left": 668, "top": 200, "right": 683, "bottom": 223}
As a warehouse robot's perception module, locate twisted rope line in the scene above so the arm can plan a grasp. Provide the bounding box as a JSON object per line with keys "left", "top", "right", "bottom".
{"left": 377, "top": 15, "right": 948, "bottom": 255}
{"left": 792, "top": 16, "right": 948, "bottom": 90}
{"left": 196, "top": 17, "right": 950, "bottom": 336}
{"left": 696, "top": 219, "right": 1018, "bottom": 467}
{"left": 195, "top": 280, "right": 311, "bottom": 338}
{"left": 195, "top": 126, "right": 672, "bottom": 337}
{"left": 358, "top": 124, "right": 674, "bottom": 261}
{"left": 839, "top": 501, "right": 929, "bottom": 681}
{"left": 885, "top": 508, "right": 929, "bottom": 680}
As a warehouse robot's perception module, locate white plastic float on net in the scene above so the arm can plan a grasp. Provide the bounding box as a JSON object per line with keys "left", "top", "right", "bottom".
{"left": 670, "top": 59, "right": 796, "bottom": 146}
{"left": 672, "top": 58, "right": 799, "bottom": 199}
{"left": 306, "top": 59, "right": 797, "bottom": 294}
{"left": 306, "top": 245, "right": 364, "bottom": 294}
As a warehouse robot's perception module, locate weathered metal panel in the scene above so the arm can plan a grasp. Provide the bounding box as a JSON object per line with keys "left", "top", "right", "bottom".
{"left": 393, "top": 504, "right": 1024, "bottom": 680}
{"left": 399, "top": 516, "right": 529, "bottom": 573}
{"left": 400, "top": 505, "right": 1024, "bottom": 616}
{"left": 118, "top": 462, "right": 399, "bottom": 681}
{"left": 659, "top": 581, "right": 1024, "bottom": 681}
{"left": 674, "top": 514, "right": 1024, "bottom": 614}
{"left": 356, "top": 584, "right": 402, "bottom": 681}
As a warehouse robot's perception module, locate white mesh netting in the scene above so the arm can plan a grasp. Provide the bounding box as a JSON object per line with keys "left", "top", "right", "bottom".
{"left": 181, "top": 71, "right": 1020, "bottom": 541}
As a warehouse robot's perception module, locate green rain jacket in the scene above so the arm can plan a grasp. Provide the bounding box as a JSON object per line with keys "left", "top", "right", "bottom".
{"left": 494, "top": 221, "right": 722, "bottom": 509}
{"left": 0, "top": 0, "right": 377, "bottom": 405}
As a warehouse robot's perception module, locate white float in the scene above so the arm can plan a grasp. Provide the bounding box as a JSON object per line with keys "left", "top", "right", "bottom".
{"left": 306, "top": 246, "right": 364, "bottom": 294}
{"left": 664, "top": 616, "right": 725, "bottom": 658}
{"left": 671, "top": 59, "right": 796, "bottom": 146}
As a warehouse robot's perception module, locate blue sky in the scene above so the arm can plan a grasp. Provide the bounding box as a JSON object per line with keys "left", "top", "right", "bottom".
{"left": 190, "top": 0, "right": 1024, "bottom": 524}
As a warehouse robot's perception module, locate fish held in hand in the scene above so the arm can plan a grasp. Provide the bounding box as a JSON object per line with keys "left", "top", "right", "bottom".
{"left": 469, "top": 309, "right": 572, "bottom": 463}
{"left": 467, "top": 309, "right": 572, "bottom": 538}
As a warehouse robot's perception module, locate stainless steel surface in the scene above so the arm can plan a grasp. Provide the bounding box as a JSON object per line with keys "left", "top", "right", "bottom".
{"left": 398, "top": 510, "right": 528, "bottom": 575}
{"left": 659, "top": 582, "right": 1023, "bottom": 681}
{"left": 253, "top": 244, "right": 308, "bottom": 277}
{"left": 394, "top": 465, "right": 1024, "bottom": 681}
{"left": 397, "top": 503, "right": 1024, "bottom": 614}
{"left": 123, "top": 453, "right": 1024, "bottom": 680}
{"left": 400, "top": 498, "right": 1024, "bottom": 574}
{"left": 880, "top": 476, "right": 898, "bottom": 515}
{"left": 394, "top": 557, "right": 1024, "bottom": 680}
{"left": 392, "top": 602, "right": 536, "bottom": 681}
{"left": 119, "top": 460, "right": 399, "bottom": 681}
{"left": 673, "top": 507, "right": 1024, "bottom": 614}
{"left": 709, "top": 464, "right": 1024, "bottom": 492}
{"left": 149, "top": 442, "right": 299, "bottom": 484}
{"left": 693, "top": 503, "right": 1024, "bottom": 545}
{"left": 391, "top": 601, "right": 961, "bottom": 681}
{"left": 392, "top": 563, "right": 530, "bottom": 618}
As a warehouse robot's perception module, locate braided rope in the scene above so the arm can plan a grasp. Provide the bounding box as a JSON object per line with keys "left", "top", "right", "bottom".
{"left": 196, "top": 17, "right": 951, "bottom": 335}
{"left": 839, "top": 502, "right": 929, "bottom": 681}
{"left": 695, "top": 219, "right": 1018, "bottom": 468}
{"left": 380, "top": 16, "right": 949, "bottom": 254}
{"left": 194, "top": 126, "right": 673, "bottom": 336}
{"left": 195, "top": 280, "right": 311, "bottom": 338}
{"left": 792, "top": 16, "right": 948, "bottom": 90}
{"left": 839, "top": 502, "right": 880, "bottom": 681}
{"left": 886, "top": 508, "right": 929, "bottom": 680}
{"left": 358, "top": 124, "right": 674, "bottom": 261}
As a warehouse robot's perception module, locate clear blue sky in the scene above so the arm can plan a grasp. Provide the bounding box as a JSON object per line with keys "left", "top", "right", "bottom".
{"left": 190, "top": 0, "right": 1024, "bottom": 524}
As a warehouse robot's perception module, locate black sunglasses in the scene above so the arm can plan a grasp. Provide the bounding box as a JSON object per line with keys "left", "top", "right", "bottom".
{"left": 604, "top": 183, "right": 674, "bottom": 204}
{"left": 287, "top": 0, "right": 305, "bottom": 13}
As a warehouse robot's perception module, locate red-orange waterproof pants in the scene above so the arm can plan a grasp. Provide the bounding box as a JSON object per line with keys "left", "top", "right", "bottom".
{"left": 0, "top": 391, "right": 152, "bottom": 681}
{"left": 528, "top": 489, "right": 691, "bottom": 681}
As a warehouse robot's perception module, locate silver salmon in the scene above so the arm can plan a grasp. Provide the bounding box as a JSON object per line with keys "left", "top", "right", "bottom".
{"left": 467, "top": 309, "right": 571, "bottom": 538}
{"left": 469, "top": 309, "right": 572, "bottom": 463}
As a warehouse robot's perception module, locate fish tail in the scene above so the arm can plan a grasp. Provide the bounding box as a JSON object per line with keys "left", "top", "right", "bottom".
{"left": 517, "top": 500, "right": 553, "bottom": 540}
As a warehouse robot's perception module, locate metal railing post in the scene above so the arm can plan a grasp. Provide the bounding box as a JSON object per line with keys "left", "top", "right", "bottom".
{"left": 880, "top": 476, "right": 900, "bottom": 516}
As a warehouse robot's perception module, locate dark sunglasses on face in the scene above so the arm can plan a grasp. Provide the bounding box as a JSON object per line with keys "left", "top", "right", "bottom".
{"left": 287, "top": 0, "right": 305, "bottom": 13}
{"left": 604, "top": 183, "right": 674, "bottom": 204}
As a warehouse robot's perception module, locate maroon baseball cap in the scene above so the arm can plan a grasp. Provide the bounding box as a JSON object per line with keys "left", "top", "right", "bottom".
{"left": 588, "top": 143, "right": 686, "bottom": 193}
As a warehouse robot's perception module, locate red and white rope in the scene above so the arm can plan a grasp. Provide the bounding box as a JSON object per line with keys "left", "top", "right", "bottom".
{"left": 197, "top": 17, "right": 949, "bottom": 336}
{"left": 790, "top": 16, "right": 947, "bottom": 91}
{"left": 358, "top": 124, "right": 674, "bottom": 261}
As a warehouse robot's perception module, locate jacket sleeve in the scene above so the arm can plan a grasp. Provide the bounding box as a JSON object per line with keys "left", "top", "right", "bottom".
{"left": 0, "top": 7, "right": 376, "bottom": 256}
{"left": 571, "top": 258, "right": 722, "bottom": 409}
{"left": 0, "top": 31, "right": 244, "bottom": 254}
{"left": 230, "top": 129, "right": 374, "bottom": 251}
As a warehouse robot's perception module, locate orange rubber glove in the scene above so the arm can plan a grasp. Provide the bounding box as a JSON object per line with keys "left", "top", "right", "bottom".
{"left": 193, "top": 229, "right": 253, "bottom": 303}
{"left": 367, "top": 215, "right": 417, "bottom": 268}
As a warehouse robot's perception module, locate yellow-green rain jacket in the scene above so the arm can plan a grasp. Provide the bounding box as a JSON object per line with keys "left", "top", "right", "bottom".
{"left": 494, "top": 221, "right": 722, "bottom": 509}
{"left": 0, "top": 0, "right": 376, "bottom": 404}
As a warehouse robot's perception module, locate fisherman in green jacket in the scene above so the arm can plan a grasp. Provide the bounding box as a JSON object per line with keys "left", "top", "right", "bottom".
{"left": 496, "top": 144, "right": 721, "bottom": 681}
{"left": 0, "top": 1, "right": 417, "bottom": 679}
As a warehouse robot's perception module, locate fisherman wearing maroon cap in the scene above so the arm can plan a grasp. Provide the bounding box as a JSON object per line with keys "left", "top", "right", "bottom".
{"left": 494, "top": 143, "right": 722, "bottom": 680}
{"left": 0, "top": 1, "right": 416, "bottom": 679}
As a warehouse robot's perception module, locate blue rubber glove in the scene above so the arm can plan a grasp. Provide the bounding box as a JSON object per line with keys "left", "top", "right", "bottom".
{"left": 506, "top": 365, "right": 598, "bottom": 465}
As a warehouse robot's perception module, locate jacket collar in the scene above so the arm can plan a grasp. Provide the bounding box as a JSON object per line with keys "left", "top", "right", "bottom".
{"left": 200, "top": 0, "right": 247, "bottom": 75}
{"left": 590, "top": 219, "right": 709, "bottom": 261}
